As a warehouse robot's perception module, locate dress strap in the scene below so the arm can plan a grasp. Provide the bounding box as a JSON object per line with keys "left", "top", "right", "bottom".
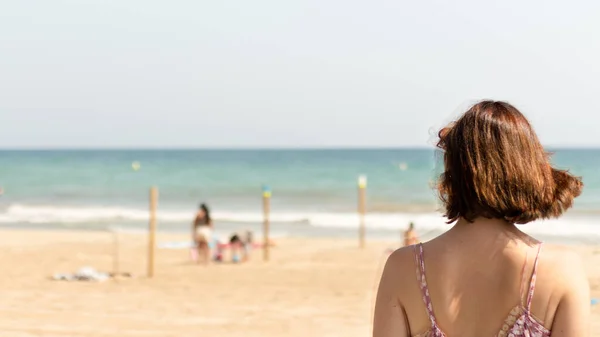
{"left": 414, "top": 243, "right": 437, "bottom": 327}
{"left": 526, "top": 243, "right": 543, "bottom": 311}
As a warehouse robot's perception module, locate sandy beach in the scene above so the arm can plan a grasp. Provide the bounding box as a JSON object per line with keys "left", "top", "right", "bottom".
{"left": 0, "top": 229, "right": 597, "bottom": 336}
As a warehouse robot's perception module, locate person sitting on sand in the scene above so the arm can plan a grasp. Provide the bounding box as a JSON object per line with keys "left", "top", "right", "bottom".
{"left": 214, "top": 230, "right": 254, "bottom": 263}
{"left": 230, "top": 230, "right": 253, "bottom": 262}
{"left": 373, "top": 101, "right": 589, "bottom": 336}
{"left": 192, "top": 203, "right": 213, "bottom": 265}
{"left": 403, "top": 222, "right": 419, "bottom": 246}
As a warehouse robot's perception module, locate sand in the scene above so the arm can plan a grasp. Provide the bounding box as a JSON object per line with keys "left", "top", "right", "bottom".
{"left": 0, "top": 229, "right": 597, "bottom": 337}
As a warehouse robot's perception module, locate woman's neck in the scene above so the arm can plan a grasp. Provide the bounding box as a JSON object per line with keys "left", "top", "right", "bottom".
{"left": 443, "top": 217, "right": 536, "bottom": 247}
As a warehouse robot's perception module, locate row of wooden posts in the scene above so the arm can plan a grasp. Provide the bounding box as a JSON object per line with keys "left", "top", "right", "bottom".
{"left": 137, "top": 175, "right": 368, "bottom": 278}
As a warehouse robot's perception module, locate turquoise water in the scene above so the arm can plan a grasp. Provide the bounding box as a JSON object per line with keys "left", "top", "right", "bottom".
{"left": 0, "top": 149, "right": 599, "bottom": 238}
{"left": 0, "top": 149, "right": 442, "bottom": 210}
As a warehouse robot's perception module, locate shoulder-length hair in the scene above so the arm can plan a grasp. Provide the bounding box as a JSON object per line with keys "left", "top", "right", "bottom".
{"left": 437, "top": 100, "right": 583, "bottom": 224}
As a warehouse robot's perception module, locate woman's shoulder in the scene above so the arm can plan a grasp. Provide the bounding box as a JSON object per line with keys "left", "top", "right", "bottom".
{"left": 388, "top": 244, "right": 417, "bottom": 262}
{"left": 539, "top": 245, "right": 588, "bottom": 289}
{"left": 382, "top": 245, "right": 420, "bottom": 284}
{"left": 539, "top": 245, "right": 582, "bottom": 269}
{"left": 536, "top": 244, "right": 590, "bottom": 326}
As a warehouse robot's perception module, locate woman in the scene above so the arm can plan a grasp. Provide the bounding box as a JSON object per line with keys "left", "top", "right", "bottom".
{"left": 404, "top": 222, "right": 419, "bottom": 246}
{"left": 373, "top": 101, "right": 589, "bottom": 336}
{"left": 192, "top": 203, "right": 213, "bottom": 265}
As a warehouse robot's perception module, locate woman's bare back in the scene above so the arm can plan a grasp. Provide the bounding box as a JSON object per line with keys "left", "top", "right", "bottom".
{"left": 373, "top": 219, "right": 590, "bottom": 337}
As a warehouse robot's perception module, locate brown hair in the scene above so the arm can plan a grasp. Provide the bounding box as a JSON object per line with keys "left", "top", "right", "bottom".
{"left": 436, "top": 100, "right": 583, "bottom": 224}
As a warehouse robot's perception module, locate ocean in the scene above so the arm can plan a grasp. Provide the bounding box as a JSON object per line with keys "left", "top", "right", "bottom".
{"left": 1, "top": 149, "right": 599, "bottom": 242}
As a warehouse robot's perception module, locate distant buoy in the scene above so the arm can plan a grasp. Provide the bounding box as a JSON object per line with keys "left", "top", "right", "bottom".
{"left": 131, "top": 161, "right": 141, "bottom": 171}
{"left": 398, "top": 163, "right": 408, "bottom": 171}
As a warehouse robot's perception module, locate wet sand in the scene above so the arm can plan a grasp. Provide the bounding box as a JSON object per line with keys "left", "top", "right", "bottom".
{"left": 0, "top": 229, "right": 597, "bottom": 336}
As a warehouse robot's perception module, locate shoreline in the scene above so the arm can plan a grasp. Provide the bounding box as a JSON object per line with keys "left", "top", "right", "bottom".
{"left": 1, "top": 219, "right": 599, "bottom": 247}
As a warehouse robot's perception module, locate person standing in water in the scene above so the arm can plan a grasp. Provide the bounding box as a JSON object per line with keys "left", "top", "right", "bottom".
{"left": 192, "top": 203, "right": 213, "bottom": 265}
{"left": 403, "top": 222, "right": 419, "bottom": 246}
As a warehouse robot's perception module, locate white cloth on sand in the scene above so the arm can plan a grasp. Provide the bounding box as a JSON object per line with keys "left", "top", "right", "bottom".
{"left": 53, "top": 267, "right": 110, "bottom": 282}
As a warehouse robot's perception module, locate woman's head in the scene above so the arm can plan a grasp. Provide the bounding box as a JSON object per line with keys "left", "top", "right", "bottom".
{"left": 436, "top": 100, "right": 582, "bottom": 224}
{"left": 199, "top": 203, "right": 211, "bottom": 221}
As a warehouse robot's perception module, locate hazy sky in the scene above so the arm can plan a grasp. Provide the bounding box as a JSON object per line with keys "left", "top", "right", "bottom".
{"left": 1, "top": 0, "right": 599, "bottom": 148}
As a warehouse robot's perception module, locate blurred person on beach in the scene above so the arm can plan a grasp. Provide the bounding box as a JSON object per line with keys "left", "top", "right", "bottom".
{"left": 230, "top": 230, "right": 253, "bottom": 262}
{"left": 192, "top": 203, "right": 213, "bottom": 265}
{"left": 403, "top": 222, "right": 419, "bottom": 246}
{"left": 374, "top": 101, "right": 589, "bottom": 336}
{"left": 214, "top": 230, "right": 254, "bottom": 263}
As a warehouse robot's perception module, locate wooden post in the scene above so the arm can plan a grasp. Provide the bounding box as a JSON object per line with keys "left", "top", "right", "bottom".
{"left": 262, "top": 185, "right": 271, "bottom": 261}
{"left": 358, "top": 175, "right": 367, "bottom": 248}
{"left": 112, "top": 228, "right": 119, "bottom": 280}
{"left": 148, "top": 187, "right": 158, "bottom": 278}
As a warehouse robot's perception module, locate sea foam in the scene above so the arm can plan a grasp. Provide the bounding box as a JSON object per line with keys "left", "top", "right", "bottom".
{"left": 1, "top": 203, "right": 599, "bottom": 239}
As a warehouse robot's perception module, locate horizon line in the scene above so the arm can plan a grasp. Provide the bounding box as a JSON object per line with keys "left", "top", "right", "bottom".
{"left": 0, "top": 145, "right": 599, "bottom": 151}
